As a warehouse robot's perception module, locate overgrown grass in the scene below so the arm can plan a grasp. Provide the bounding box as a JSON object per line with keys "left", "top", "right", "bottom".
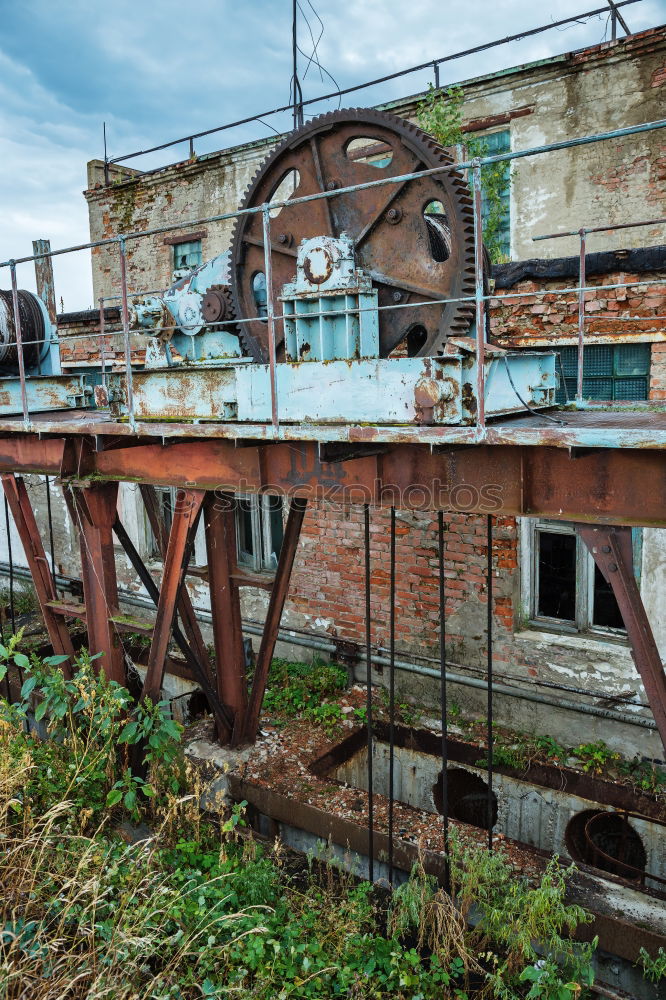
{"left": 0, "top": 641, "right": 658, "bottom": 998}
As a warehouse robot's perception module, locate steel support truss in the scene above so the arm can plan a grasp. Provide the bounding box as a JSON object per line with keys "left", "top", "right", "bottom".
{"left": 0, "top": 433, "right": 665, "bottom": 750}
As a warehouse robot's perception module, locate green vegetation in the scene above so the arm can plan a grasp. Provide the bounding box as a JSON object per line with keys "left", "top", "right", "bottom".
{"left": 637, "top": 945, "right": 666, "bottom": 984}
{"left": 1, "top": 640, "right": 606, "bottom": 999}
{"left": 417, "top": 85, "right": 513, "bottom": 264}
{"left": 0, "top": 583, "right": 40, "bottom": 618}
{"left": 262, "top": 656, "right": 348, "bottom": 731}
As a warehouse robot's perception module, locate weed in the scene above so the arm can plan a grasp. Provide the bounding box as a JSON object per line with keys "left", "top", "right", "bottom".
{"left": 573, "top": 740, "right": 620, "bottom": 775}
{"left": 636, "top": 945, "right": 666, "bottom": 983}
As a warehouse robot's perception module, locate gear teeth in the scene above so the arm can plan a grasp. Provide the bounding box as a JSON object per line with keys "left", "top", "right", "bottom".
{"left": 230, "top": 107, "right": 487, "bottom": 359}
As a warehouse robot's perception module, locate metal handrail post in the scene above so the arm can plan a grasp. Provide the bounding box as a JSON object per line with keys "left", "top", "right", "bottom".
{"left": 262, "top": 205, "right": 279, "bottom": 435}
{"left": 118, "top": 237, "right": 136, "bottom": 430}
{"left": 576, "top": 228, "right": 587, "bottom": 404}
{"left": 9, "top": 262, "right": 31, "bottom": 431}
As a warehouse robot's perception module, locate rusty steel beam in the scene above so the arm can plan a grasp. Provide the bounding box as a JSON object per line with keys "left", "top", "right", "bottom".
{"left": 242, "top": 497, "right": 307, "bottom": 743}
{"left": 204, "top": 493, "right": 247, "bottom": 741}
{"left": 1, "top": 434, "right": 666, "bottom": 525}
{"left": 68, "top": 481, "right": 124, "bottom": 684}
{"left": 1, "top": 474, "right": 75, "bottom": 669}
{"left": 112, "top": 513, "right": 233, "bottom": 740}
{"left": 141, "top": 489, "right": 205, "bottom": 704}
{"left": 139, "top": 484, "right": 212, "bottom": 677}
{"left": 578, "top": 525, "right": 666, "bottom": 754}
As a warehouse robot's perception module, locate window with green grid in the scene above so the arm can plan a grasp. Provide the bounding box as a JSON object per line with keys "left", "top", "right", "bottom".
{"left": 479, "top": 129, "right": 510, "bottom": 259}
{"left": 555, "top": 343, "right": 651, "bottom": 402}
{"left": 173, "top": 239, "right": 202, "bottom": 272}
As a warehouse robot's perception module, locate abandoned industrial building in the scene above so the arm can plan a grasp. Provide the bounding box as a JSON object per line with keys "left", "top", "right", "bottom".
{"left": 1, "top": 6, "right": 666, "bottom": 999}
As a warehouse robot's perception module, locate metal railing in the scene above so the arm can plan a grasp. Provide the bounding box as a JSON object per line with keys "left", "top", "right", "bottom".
{"left": 1, "top": 114, "right": 665, "bottom": 435}
{"left": 102, "top": 1, "right": 643, "bottom": 178}
{"left": 533, "top": 216, "right": 666, "bottom": 403}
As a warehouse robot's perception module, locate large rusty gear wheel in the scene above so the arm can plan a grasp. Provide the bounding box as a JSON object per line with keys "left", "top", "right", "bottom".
{"left": 230, "top": 108, "right": 478, "bottom": 361}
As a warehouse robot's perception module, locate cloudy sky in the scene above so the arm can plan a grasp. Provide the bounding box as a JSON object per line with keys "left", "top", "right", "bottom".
{"left": 0, "top": 0, "right": 662, "bottom": 311}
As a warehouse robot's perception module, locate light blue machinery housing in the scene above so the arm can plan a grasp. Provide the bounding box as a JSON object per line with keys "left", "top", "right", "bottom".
{"left": 108, "top": 234, "right": 556, "bottom": 426}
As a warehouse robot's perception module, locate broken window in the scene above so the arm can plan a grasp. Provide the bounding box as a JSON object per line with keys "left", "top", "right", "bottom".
{"left": 522, "top": 519, "right": 641, "bottom": 635}
{"left": 172, "top": 239, "right": 202, "bottom": 274}
{"left": 236, "top": 493, "right": 285, "bottom": 572}
{"left": 555, "top": 343, "right": 650, "bottom": 403}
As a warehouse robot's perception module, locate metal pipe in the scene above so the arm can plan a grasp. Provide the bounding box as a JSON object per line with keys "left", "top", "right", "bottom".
{"left": 106, "top": 1, "right": 643, "bottom": 169}
{"left": 9, "top": 262, "right": 31, "bottom": 432}
{"left": 534, "top": 215, "right": 666, "bottom": 241}
{"left": 577, "top": 229, "right": 587, "bottom": 403}
{"left": 0, "top": 557, "right": 655, "bottom": 734}
{"left": 262, "top": 206, "right": 279, "bottom": 434}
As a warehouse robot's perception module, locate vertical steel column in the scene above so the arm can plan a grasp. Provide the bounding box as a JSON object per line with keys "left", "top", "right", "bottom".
{"left": 70, "top": 481, "right": 124, "bottom": 684}
{"left": 118, "top": 237, "right": 136, "bottom": 431}
{"left": 364, "top": 503, "right": 374, "bottom": 882}
{"left": 1, "top": 474, "right": 75, "bottom": 668}
{"left": 243, "top": 497, "right": 308, "bottom": 742}
{"left": 576, "top": 228, "right": 587, "bottom": 404}
{"left": 471, "top": 161, "right": 486, "bottom": 431}
{"left": 9, "top": 262, "right": 31, "bottom": 432}
{"left": 486, "top": 514, "right": 494, "bottom": 850}
{"left": 438, "top": 510, "right": 450, "bottom": 883}
{"left": 141, "top": 489, "right": 206, "bottom": 703}
{"left": 387, "top": 506, "right": 396, "bottom": 885}
{"left": 203, "top": 492, "right": 247, "bottom": 738}
{"left": 262, "top": 205, "right": 279, "bottom": 435}
{"left": 577, "top": 524, "right": 666, "bottom": 753}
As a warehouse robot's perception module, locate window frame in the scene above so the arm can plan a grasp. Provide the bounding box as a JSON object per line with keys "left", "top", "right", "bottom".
{"left": 235, "top": 493, "right": 284, "bottom": 573}
{"left": 520, "top": 518, "right": 638, "bottom": 641}
{"left": 172, "top": 239, "right": 202, "bottom": 274}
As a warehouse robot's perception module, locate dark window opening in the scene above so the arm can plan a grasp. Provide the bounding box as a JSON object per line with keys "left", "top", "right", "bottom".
{"left": 537, "top": 530, "right": 576, "bottom": 622}
{"left": 434, "top": 767, "right": 497, "bottom": 830}
{"left": 565, "top": 810, "right": 646, "bottom": 881}
{"left": 593, "top": 565, "right": 624, "bottom": 629}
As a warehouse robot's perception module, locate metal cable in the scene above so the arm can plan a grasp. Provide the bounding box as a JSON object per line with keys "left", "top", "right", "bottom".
{"left": 364, "top": 503, "right": 374, "bottom": 882}
{"left": 486, "top": 514, "right": 494, "bottom": 851}
{"left": 45, "top": 476, "right": 57, "bottom": 587}
{"left": 501, "top": 354, "right": 566, "bottom": 425}
{"left": 387, "top": 506, "right": 396, "bottom": 886}
{"left": 438, "top": 510, "right": 450, "bottom": 888}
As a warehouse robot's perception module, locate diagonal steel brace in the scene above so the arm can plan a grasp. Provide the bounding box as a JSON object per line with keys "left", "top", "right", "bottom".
{"left": 577, "top": 524, "right": 666, "bottom": 754}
